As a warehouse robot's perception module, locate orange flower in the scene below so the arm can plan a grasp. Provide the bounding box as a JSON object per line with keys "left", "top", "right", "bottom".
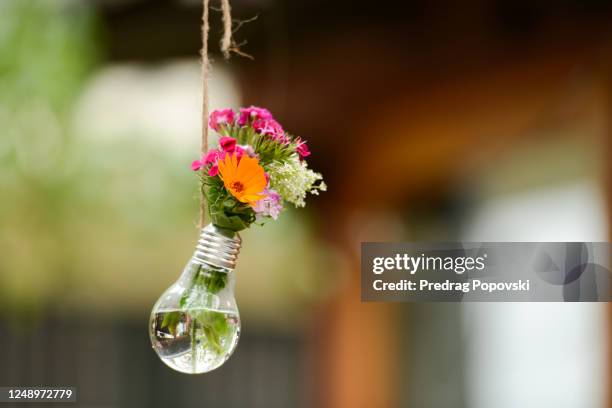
{"left": 218, "top": 153, "right": 267, "bottom": 205}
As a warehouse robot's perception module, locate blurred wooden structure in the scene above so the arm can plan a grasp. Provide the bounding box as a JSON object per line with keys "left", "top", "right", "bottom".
{"left": 235, "top": 3, "right": 611, "bottom": 407}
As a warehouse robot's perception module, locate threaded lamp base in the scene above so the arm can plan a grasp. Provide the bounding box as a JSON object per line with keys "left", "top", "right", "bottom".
{"left": 192, "top": 224, "right": 241, "bottom": 270}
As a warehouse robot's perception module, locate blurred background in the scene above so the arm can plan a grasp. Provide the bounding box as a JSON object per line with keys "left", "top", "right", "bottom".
{"left": 1, "top": 0, "right": 611, "bottom": 407}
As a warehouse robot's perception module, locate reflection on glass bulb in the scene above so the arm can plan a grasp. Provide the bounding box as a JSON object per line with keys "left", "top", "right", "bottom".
{"left": 149, "top": 224, "right": 241, "bottom": 374}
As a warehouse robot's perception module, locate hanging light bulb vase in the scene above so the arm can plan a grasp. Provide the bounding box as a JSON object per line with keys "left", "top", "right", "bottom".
{"left": 149, "top": 224, "right": 242, "bottom": 374}
{"left": 148, "top": 104, "right": 325, "bottom": 374}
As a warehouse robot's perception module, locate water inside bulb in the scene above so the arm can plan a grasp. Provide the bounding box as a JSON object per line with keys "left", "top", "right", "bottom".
{"left": 149, "top": 224, "right": 242, "bottom": 374}
{"left": 151, "top": 308, "right": 240, "bottom": 373}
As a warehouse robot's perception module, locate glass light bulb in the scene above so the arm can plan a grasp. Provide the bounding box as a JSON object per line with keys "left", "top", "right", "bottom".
{"left": 149, "top": 224, "right": 241, "bottom": 374}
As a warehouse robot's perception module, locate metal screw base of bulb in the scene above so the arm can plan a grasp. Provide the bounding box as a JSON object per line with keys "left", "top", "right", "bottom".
{"left": 192, "top": 223, "right": 241, "bottom": 270}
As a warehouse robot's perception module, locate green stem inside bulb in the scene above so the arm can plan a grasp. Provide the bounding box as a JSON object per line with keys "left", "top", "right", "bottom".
{"left": 175, "top": 264, "right": 232, "bottom": 358}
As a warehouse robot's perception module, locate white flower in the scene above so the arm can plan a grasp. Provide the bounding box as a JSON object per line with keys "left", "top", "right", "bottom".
{"left": 267, "top": 155, "right": 325, "bottom": 207}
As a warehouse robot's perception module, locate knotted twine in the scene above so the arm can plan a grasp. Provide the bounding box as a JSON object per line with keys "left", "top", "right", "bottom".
{"left": 199, "top": 0, "right": 235, "bottom": 228}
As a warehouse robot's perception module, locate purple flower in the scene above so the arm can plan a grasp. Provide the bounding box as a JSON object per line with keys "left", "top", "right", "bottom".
{"left": 252, "top": 188, "right": 283, "bottom": 219}
{"left": 243, "top": 145, "right": 257, "bottom": 158}
{"left": 238, "top": 106, "right": 273, "bottom": 126}
{"left": 209, "top": 109, "right": 235, "bottom": 132}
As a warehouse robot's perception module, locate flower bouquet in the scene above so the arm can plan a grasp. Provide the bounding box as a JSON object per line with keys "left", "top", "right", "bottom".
{"left": 150, "top": 106, "right": 325, "bottom": 373}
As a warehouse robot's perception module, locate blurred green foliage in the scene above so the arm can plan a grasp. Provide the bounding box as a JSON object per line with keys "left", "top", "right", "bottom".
{"left": 0, "top": 1, "right": 203, "bottom": 315}
{"left": 0, "top": 0, "right": 95, "bottom": 110}
{"left": 0, "top": 0, "right": 99, "bottom": 312}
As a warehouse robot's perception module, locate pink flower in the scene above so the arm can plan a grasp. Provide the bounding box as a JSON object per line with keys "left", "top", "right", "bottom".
{"left": 253, "top": 188, "right": 283, "bottom": 219}
{"left": 208, "top": 164, "right": 219, "bottom": 177}
{"left": 209, "top": 109, "right": 235, "bottom": 132}
{"left": 219, "top": 136, "right": 237, "bottom": 153}
{"left": 190, "top": 144, "right": 255, "bottom": 175}
{"left": 238, "top": 106, "right": 273, "bottom": 126}
{"left": 192, "top": 148, "right": 221, "bottom": 172}
{"left": 204, "top": 149, "right": 220, "bottom": 165}
{"left": 218, "top": 145, "right": 246, "bottom": 163}
{"left": 253, "top": 118, "right": 289, "bottom": 144}
{"left": 191, "top": 159, "right": 204, "bottom": 171}
{"left": 296, "top": 139, "right": 311, "bottom": 158}
{"left": 233, "top": 145, "right": 245, "bottom": 161}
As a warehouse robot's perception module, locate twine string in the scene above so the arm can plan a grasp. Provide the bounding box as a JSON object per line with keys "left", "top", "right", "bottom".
{"left": 199, "top": 0, "right": 210, "bottom": 228}
{"left": 220, "top": 0, "right": 233, "bottom": 59}
{"left": 199, "top": 0, "right": 235, "bottom": 228}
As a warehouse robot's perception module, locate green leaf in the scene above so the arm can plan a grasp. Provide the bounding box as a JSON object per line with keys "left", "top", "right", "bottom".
{"left": 211, "top": 211, "right": 251, "bottom": 231}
